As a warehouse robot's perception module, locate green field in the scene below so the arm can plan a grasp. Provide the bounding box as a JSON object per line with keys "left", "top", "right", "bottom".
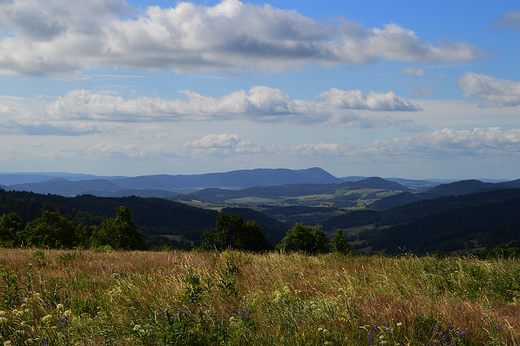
{"left": 0, "top": 249, "right": 518, "bottom": 345}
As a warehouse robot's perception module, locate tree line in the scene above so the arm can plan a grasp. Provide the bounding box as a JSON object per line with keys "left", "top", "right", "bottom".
{"left": 200, "top": 213, "right": 353, "bottom": 255}
{"left": 0, "top": 207, "right": 147, "bottom": 250}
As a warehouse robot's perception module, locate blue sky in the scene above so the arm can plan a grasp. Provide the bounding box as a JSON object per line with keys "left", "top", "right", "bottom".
{"left": 0, "top": 0, "right": 519, "bottom": 179}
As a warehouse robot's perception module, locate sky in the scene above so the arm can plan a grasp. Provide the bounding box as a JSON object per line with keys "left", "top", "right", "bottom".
{"left": 0, "top": 0, "right": 519, "bottom": 180}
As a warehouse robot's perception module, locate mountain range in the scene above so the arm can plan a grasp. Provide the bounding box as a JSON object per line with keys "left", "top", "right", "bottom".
{"left": 1, "top": 167, "right": 343, "bottom": 196}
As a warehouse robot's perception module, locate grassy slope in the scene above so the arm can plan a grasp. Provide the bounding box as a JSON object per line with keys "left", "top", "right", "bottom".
{"left": 0, "top": 249, "right": 518, "bottom": 345}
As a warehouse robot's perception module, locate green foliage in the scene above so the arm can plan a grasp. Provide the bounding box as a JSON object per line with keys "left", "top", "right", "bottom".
{"left": 90, "top": 206, "right": 147, "bottom": 250}
{"left": 200, "top": 213, "right": 270, "bottom": 252}
{"left": 21, "top": 211, "right": 79, "bottom": 248}
{"left": 0, "top": 213, "right": 24, "bottom": 247}
{"left": 221, "top": 207, "right": 289, "bottom": 246}
{"left": 276, "top": 223, "right": 330, "bottom": 254}
{"left": 0, "top": 267, "right": 20, "bottom": 309}
{"left": 331, "top": 229, "right": 354, "bottom": 255}
{"left": 0, "top": 205, "right": 146, "bottom": 250}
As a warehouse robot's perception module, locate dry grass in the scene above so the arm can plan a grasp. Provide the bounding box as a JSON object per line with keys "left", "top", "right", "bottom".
{"left": 0, "top": 248, "right": 518, "bottom": 345}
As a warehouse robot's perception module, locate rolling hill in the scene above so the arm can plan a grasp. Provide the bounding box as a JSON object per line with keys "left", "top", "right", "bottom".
{"left": 368, "top": 178, "right": 520, "bottom": 210}
{"left": 191, "top": 177, "right": 410, "bottom": 208}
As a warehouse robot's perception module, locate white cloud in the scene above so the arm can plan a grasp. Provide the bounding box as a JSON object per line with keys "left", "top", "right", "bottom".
{"left": 401, "top": 67, "right": 425, "bottom": 77}
{"left": 183, "top": 127, "right": 520, "bottom": 160}
{"left": 183, "top": 133, "right": 244, "bottom": 149}
{"left": 316, "top": 88, "right": 422, "bottom": 111}
{"left": 0, "top": 0, "right": 485, "bottom": 76}
{"left": 490, "top": 11, "right": 520, "bottom": 30}
{"left": 290, "top": 127, "right": 520, "bottom": 159}
{"left": 181, "top": 133, "right": 261, "bottom": 156}
{"left": 372, "top": 127, "right": 520, "bottom": 156}
{"left": 459, "top": 72, "right": 520, "bottom": 107}
{"left": 40, "top": 86, "right": 420, "bottom": 128}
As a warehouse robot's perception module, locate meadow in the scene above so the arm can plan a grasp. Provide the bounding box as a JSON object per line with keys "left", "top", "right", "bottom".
{"left": 0, "top": 248, "right": 519, "bottom": 345}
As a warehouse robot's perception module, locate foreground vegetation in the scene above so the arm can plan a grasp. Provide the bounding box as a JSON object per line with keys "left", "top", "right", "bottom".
{"left": 0, "top": 249, "right": 519, "bottom": 345}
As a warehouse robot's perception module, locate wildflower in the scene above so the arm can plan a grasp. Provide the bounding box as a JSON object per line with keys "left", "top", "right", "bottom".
{"left": 396, "top": 322, "right": 402, "bottom": 327}
{"left": 368, "top": 332, "right": 374, "bottom": 345}
{"left": 441, "top": 331, "right": 451, "bottom": 344}
{"left": 40, "top": 338, "right": 49, "bottom": 346}
{"left": 447, "top": 321, "right": 453, "bottom": 330}
{"left": 435, "top": 325, "right": 440, "bottom": 333}
{"left": 56, "top": 304, "right": 64, "bottom": 310}
{"left": 61, "top": 316, "right": 68, "bottom": 327}
{"left": 237, "top": 308, "right": 250, "bottom": 319}
{"left": 372, "top": 323, "right": 380, "bottom": 334}
{"left": 0, "top": 317, "right": 8, "bottom": 324}
{"left": 64, "top": 309, "right": 72, "bottom": 317}
{"left": 0, "top": 311, "right": 6, "bottom": 316}
{"left": 494, "top": 324, "right": 503, "bottom": 332}
{"left": 4, "top": 341, "right": 11, "bottom": 346}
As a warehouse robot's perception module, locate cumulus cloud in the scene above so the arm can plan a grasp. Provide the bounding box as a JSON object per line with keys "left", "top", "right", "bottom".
{"left": 490, "top": 11, "right": 520, "bottom": 30}
{"left": 40, "top": 86, "right": 421, "bottom": 128}
{"left": 291, "top": 127, "right": 520, "bottom": 158}
{"left": 0, "top": 0, "right": 485, "bottom": 75}
{"left": 316, "top": 88, "right": 422, "bottom": 111}
{"left": 182, "top": 128, "right": 520, "bottom": 161}
{"left": 401, "top": 67, "right": 425, "bottom": 77}
{"left": 182, "top": 133, "right": 261, "bottom": 156}
{"left": 459, "top": 72, "right": 520, "bottom": 107}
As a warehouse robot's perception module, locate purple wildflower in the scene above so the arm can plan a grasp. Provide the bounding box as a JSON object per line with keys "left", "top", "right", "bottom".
{"left": 441, "top": 331, "right": 451, "bottom": 344}
{"left": 368, "top": 332, "right": 374, "bottom": 345}
{"left": 61, "top": 315, "right": 68, "bottom": 327}
{"left": 435, "top": 325, "right": 441, "bottom": 333}
{"left": 238, "top": 308, "right": 250, "bottom": 319}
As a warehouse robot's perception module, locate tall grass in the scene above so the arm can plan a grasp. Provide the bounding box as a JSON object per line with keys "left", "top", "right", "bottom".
{"left": 0, "top": 248, "right": 518, "bottom": 345}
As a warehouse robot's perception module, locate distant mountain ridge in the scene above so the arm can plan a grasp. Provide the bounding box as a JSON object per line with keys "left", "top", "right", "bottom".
{"left": 113, "top": 167, "right": 342, "bottom": 191}
{"left": 3, "top": 167, "right": 343, "bottom": 197}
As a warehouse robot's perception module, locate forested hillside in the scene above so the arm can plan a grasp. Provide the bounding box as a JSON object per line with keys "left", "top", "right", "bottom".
{"left": 369, "top": 178, "right": 520, "bottom": 210}
{"left": 323, "top": 188, "right": 520, "bottom": 231}
{"left": 367, "top": 196, "right": 520, "bottom": 254}
{"left": 0, "top": 189, "right": 290, "bottom": 249}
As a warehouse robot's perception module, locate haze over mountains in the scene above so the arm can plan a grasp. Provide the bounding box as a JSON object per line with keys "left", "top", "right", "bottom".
{"left": 0, "top": 167, "right": 515, "bottom": 199}
{"left": 1, "top": 167, "right": 519, "bottom": 254}
{"left": 0, "top": 167, "right": 343, "bottom": 196}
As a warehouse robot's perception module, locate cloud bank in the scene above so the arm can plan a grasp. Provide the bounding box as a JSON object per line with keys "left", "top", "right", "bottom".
{"left": 178, "top": 127, "right": 520, "bottom": 159}
{"left": 0, "top": 0, "right": 485, "bottom": 75}
{"left": 459, "top": 72, "right": 520, "bottom": 107}
{"left": 0, "top": 86, "right": 422, "bottom": 133}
